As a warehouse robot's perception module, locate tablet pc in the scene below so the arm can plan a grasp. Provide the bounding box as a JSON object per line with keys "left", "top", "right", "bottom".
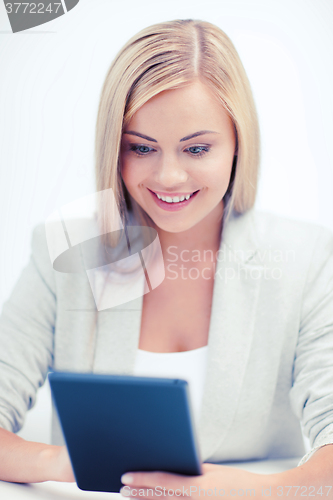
{"left": 49, "top": 372, "right": 202, "bottom": 492}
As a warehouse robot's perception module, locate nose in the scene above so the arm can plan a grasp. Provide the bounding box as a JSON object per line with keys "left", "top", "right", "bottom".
{"left": 153, "top": 154, "right": 188, "bottom": 187}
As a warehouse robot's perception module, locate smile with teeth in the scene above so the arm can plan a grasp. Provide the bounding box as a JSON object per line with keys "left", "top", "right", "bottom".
{"left": 154, "top": 191, "right": 197, "bottom": 203}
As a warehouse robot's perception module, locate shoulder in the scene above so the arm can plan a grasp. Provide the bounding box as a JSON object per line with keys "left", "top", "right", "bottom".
{"left": 223, "top": 208, "right": 333, "bottom": 274}
{"left": 30, "top": 216, "right": 142, "bottom": 274}
{"left": 251, "top": 209, "right": 332, "bottom": 243}
{"left": 30, "top": 222, "right": 53, "bottom": 267}
{"left": 244, "top": 208, "right": 332, "bottom": 254}
{"left": 252, "top": 210, "right": 333, "bottom": 266}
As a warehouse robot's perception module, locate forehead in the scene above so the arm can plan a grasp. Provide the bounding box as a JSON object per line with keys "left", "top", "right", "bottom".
{"left": 125, "top": 81, "right": 232, "bottom": 135}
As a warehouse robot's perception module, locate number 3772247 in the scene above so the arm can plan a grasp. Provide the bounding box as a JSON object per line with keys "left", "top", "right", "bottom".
{"left": 5, "top": 3, "right": 62, "bottom": 14}
{"left": 276, "top": 486, "right": 332, "bottom": 496}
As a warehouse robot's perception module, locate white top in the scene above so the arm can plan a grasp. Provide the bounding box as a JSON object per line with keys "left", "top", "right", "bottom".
{"left": 133, "top": 346, "right": 208, "bottom": 428}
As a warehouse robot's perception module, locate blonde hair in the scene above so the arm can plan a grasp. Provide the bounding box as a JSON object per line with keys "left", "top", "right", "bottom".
{"left": 94, "top": 19, "right": 260, "bottom": 244}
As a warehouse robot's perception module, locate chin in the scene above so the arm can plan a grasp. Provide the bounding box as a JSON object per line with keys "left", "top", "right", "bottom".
{"left": 149, "top": 217, "right": 199, "bottom": 234}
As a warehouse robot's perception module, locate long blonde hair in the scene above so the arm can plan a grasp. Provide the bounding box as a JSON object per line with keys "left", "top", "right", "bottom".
{"left": 87, "top": 20, "right": 261, "bottom": 368}
{"left": 94, "top": 19, "right": 260, "bottom": 245}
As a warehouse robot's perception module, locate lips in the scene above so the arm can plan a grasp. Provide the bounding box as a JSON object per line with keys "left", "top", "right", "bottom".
{"left": 148, "top": 189, "right": 199, "bottom": 203}
{"left": 148, "top": 188, "right": 200, "bottom": 211}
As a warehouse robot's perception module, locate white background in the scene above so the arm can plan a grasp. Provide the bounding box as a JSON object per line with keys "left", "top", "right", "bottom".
{"left": 0, "top": 0, "right": 332, "bottom": 445}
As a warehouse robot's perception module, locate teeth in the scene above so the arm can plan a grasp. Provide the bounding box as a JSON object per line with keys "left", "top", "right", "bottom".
{"left": 154, "top": 192, "right": 195, "bottom": 202}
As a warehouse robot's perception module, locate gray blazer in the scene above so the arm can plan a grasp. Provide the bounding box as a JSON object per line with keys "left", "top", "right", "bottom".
{"left": 1, "top": 208, "right": 333, "bottom": 466}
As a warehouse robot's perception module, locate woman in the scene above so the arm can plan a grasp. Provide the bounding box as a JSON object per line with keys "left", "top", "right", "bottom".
{"left": 0, "top": 19, "right": 332, "bottom": 494}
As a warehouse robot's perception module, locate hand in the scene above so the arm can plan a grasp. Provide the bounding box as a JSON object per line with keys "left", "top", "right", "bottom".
{"left": 120, "top": 463, "right": 264, "bottom": 499}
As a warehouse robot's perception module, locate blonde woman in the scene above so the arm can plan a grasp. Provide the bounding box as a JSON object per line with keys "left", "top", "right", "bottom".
{"left": 0, "top": 19, "right": 333, "bottom": 495}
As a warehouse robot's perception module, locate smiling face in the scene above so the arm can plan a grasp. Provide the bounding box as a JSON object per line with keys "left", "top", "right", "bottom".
{"left": 120, "top": 80, "right": 236, "bottom": 234}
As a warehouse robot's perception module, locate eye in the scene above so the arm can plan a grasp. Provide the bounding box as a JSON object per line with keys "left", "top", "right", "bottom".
{"left": 185, "top": 146, "right": 210, "bottom": 157}
{"left": 129, "top": 144, "right": 155, "bottom": 156}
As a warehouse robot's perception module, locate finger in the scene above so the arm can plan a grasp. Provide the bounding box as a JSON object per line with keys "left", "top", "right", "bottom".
{"left": 121, "top": 471, "right": 200, "bottom": 490}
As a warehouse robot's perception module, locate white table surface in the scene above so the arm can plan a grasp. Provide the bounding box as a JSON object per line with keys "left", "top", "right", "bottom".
{"left": 0, "top": 458, "right": 301, "bottom": 499}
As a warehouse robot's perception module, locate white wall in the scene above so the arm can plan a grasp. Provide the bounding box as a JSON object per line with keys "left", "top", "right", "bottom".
{"left": 1, "top": 0, "right": 332, "bottom": 445}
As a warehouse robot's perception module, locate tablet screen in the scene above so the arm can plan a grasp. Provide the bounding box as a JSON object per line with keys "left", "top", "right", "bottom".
{"left": 49, "top": 372, "right": 202, "bottom": 492}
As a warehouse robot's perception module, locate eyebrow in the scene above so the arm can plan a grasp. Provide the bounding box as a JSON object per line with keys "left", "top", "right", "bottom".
{"left": 122, "top": 130, "right": 219, "bottom": 143}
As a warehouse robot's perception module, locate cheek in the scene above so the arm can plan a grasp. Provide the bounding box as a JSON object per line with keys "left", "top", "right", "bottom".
{"left": 120, "top": 154, "right": 150, "bottom": 189}
{"left": 197, "top": 161, "right": 233, "bottom": 191}
{"left": 120, "top": 160, "right": 137, "bottom": 194}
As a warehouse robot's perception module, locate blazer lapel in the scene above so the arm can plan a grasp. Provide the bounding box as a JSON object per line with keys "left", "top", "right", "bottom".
{"left": 197, "top": 209, "right": 264, "bottom": 461}
{"left": 93, "top": 291, "right": 144, "bottom": 374}
{"left": 91, "top": 223, "right": 164, "bottom": 374}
